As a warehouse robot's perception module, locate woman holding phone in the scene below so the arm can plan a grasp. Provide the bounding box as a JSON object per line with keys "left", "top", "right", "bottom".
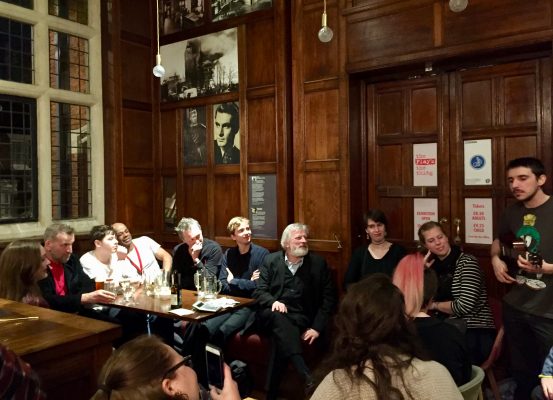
{"left": 418, "top": 220, "right": 495, "bottom": 365}
{"left": 91, "top": 335, "right": 240, "bottom": 400}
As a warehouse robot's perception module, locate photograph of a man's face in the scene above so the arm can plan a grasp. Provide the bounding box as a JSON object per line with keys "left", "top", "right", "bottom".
{"left": 213, "top": 102, "right": 239, "bottom": 165}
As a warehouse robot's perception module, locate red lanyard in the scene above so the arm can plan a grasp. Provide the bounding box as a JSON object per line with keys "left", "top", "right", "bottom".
{"left": 127, "top": 246, "right": 143, "bottom": 275}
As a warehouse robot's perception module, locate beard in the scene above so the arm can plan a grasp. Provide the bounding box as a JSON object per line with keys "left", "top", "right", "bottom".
{"left": 290, "top": 245, "right": 308, "bottom": 257}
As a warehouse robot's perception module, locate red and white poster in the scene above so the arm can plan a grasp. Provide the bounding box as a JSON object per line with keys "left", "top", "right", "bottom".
{"left": 464, "top": 198, "right": 493, "bottom": 244}
{"left": 414, "top": 198, "right": 438, "bottom": 240}
{"left": 413, "top": 143, "right": 437, "bottom": 186}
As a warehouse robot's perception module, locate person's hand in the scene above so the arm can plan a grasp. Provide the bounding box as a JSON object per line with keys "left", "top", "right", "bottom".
{"left": 491, "top": 255, "right": 517, "bottom": 284}
{"left": 302, "top": 328, "right": 320, "bottom": 345}
{"left": 423, "top": 250, "right": 435, "bottom": 269}
{"left": 189, "top": 241, "right": 202, "bottom": 260}
{"left": 226, "top": 268, "right": 234, "bottom": 283}
{"left": 251, "top": 269, "right": 260, "bottom": 281}
{"left": 272, "top": 301, "right": 287, "bottom": 313}
{"left": 81, "top": 290, "right": 116, "bottom": 304}
{"left": 209, "top": 364, "right": 240, "bottom": 400}
{"left": 541, "top": 377, "right": 553, "bottom": 399}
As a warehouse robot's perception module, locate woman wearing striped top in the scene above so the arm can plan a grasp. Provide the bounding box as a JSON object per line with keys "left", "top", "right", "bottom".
{"left": 418, "top": 221, "right": 495, "bottom": 365}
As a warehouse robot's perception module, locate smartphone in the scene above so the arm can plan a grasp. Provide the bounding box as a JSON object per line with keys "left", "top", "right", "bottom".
{"left": 205, "top": 344, "right": 224, "bottom": 389}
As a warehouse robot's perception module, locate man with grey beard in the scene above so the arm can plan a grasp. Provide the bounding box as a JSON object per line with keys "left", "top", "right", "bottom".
{"left": 254, "top": 223, "right": 336, "bottom": 400}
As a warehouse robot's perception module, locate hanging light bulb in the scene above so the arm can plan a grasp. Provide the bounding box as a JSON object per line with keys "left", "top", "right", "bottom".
{"left": 449, "top": 0, "right": 468, "bottom": 12}
{"left": 153, "top": 0, "right": 165, "bottom": 78}
{"left": 318, "top": 0, "right": 333, "bottom": 43}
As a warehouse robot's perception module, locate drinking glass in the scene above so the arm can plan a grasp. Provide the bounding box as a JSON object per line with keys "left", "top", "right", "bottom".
{"left": 194, "top": 271, "right": 204, "bottom": 300}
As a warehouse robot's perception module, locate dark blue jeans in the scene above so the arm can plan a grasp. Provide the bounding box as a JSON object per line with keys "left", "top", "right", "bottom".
{"left": 503, "top": 302, "right": 553, "bottom": 400}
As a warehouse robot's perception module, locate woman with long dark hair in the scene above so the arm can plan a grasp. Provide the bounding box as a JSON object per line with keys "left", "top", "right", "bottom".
{"left": 344, "top": 209, "right": 406, "bottom": 289}
{"left": 311, "top": 274, "right": 462, "bottom": 400}
{"left": 0, "top": 240, "right": 49, "bottom": 307}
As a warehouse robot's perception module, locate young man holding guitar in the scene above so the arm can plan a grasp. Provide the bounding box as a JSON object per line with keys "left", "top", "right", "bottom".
{"left": 490, "top": 157, "right": 553, "bottom": 399}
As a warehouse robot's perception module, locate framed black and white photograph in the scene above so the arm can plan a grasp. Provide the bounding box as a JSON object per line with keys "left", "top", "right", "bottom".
{"left": 160, "top": 28, "right": 238, "bottom": 102}
{"left": 212, "top": 0, "right": 272, "bottom": 22}
{"left": 213, "top": 102, "right": 240, "bottom": 165}
{"left": 160, "top": 0, "right": 205, "bottom": 35}
{"left": 183, "top": 107, "right": 207, "bottom": 166}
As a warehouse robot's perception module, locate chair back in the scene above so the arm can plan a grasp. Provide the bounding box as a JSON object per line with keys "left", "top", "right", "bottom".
{"left": 458, "top": 365, "right": 485, "bottom": 400}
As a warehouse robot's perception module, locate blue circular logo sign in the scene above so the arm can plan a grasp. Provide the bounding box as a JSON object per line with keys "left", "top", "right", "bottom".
{"left": 470, "top": 155, "right": 485, "bottom": 169}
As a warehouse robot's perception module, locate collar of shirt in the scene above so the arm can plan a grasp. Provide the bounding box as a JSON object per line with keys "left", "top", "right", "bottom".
{"left": 285, "top": 255, "right": 303, "bottom": 275}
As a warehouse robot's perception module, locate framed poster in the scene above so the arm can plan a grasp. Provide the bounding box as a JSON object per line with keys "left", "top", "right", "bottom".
{"left": 248, "top": 174, "right": 277, "bottom": 239}
{"left": 212, "top": 0, "right": 272, "bottom": 22}
{"left": 414, "top": 198, "right": 438, "bottom": 240}
{"left": 464, "top": 198, "right": 493, "bottom": 244}
{"left": 464, "top": 139, "right": 492, "bottom": 185}
{"left": 183, "top": 106, "right": 207, "bottom": 166}
{"left": 160, "top": 28, "right": 238, "bottom": 102}
{"left": 213, "top": 102, "right": 240, "bottom": 165}
{"left": 413, "top": 143, "right": 438, "bottom": 186}
{"left": 160, "top": 0, "right": 205, "bottom": 35}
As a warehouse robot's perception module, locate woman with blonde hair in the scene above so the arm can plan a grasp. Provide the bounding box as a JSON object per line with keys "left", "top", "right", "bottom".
{"left": 0, "top": 240, "right": 49, "bottom": 306}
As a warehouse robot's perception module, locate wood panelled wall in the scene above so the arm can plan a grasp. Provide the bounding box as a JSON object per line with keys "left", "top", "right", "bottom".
{"left": 101, "top": 0, "right": 553, "bottom": 295}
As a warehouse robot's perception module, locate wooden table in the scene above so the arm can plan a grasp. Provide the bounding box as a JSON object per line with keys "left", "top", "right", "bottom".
{"left": 0, "top": 298, "right": 121, "bottom": 400}
{"left": 106, "top": 289, "right": 255, "bottom": 322}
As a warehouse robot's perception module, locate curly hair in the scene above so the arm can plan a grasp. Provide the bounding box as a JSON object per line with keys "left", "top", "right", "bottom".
{"left": 315, "top": 274, "right": 428, "bottom": 400}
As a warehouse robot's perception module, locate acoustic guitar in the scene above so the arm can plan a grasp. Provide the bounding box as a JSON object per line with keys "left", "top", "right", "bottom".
{"left": 499, "top": 231, "right": 545, "bottom": 289}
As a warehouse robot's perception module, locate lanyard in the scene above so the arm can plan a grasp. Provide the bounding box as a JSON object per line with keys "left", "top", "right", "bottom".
{"left": 127, "top": 246, "right": 143, "bottom": 275}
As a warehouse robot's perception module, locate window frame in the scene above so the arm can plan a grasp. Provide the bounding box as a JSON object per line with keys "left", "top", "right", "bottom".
{"left": 0, "top": 1, "right": 104, "bottom": 240}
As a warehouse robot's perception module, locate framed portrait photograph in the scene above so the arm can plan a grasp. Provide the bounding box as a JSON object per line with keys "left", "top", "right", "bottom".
{"left": 212, "top": 0, "right": 272, "bottom": 22}
{"left": 160, "top": 28, "right": 238, "bottom": 102}
{"left": 213, "top": 102, "right": 240, "bottom": 165}
{"left": 183, "top": 107, "right": 207, "bottom": 166}
{"left": 160, "top": 0, "right": 205, "bottom": 35}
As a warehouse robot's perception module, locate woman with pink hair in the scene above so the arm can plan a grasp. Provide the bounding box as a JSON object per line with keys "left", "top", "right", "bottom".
{"left": 393, "top": 253, "right": 471, "bottom": 385}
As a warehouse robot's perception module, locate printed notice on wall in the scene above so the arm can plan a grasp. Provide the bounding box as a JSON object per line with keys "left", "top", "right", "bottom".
{"left": 413, "top": 143, "right": 438, "bottom": 187}
{"left": 248, "top": 175, "right": 277, "bottom": 239}
{"left": 464, "top": 198, "right": 493, "bottom": 244}
{"left": 414, "top": 198, "right": 438, "bottom": 240}
{"left": 464, "top": 139, "right": 492, "bottom": 185}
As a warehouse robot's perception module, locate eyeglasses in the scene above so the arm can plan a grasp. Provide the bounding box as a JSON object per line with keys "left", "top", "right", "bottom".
{"left": 161, "top": 355, "right": 193, "bottom": 381}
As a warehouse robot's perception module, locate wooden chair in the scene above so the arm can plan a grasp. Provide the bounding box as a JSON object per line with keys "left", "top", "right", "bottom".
{"left": 480, "top": 297, "right": 504, "bottom": 400}
{"left": 459, "top": 365, "right": 485, "bottom": 400}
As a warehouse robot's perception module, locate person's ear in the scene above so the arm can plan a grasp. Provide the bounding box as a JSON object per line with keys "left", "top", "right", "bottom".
{"left": 94, "top": 239, "right": 102, "bottom": 249}
{"left": 538, "top": 174, "right": 547, "bottom": 187}
{"left": 161, "top": 378, "right": 175, "bottom": 396}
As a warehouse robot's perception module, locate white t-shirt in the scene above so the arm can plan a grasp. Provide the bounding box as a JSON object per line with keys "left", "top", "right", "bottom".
{"left": 80, "top": 251, "right": 139, "bottom": 283}
{"left": 117, "top": 236, "right": 163, "bottom": 282}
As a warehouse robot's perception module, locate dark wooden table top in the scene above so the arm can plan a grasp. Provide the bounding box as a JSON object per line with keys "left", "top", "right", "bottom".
{"left": 104, "top": 289, "right": 255, "bottom": 322}
{"left": 0, "top": 298, "right": 121, "bottom": 363}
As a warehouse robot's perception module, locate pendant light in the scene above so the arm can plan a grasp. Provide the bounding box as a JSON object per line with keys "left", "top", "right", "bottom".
{"left": 153, "top": 0, "right": 166, "bottom": 78}
{"left": 318, "top": 0, "right": 333, "bottom": 43}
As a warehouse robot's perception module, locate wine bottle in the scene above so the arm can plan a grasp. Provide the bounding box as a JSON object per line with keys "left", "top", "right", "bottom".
{"left": 170, "top": 272, "right": 181, "bottom": 308}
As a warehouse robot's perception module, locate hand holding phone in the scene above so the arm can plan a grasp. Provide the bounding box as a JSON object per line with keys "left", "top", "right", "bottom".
{"left": 206, "top": 344, "right": 224, "bottom": 390}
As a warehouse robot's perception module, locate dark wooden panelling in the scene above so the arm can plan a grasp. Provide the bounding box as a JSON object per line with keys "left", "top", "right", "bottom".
{"left": 461, "top": 80, "right": 493, "bottom": 129}
{"left": 443, "top": 0, "right": 551, "bottom": 47}
{"left": 213, "top": 175, "right": 241, "bottom": 237}
{"left": 122, "top": 108, "right": 153, "bottom": 169}
{"left": 376, "top": 144, "right": 403, "bottom": 185}
{"left": 304, "top": 90, "right": 340, "bottom": 160}
{"left": 160, "top": 110, "right": 178, "bottom": 169}
{"left": 245, "top": 18, "right": 276, "bottom": 87}
{"left": 182, "top": 175, "right": 208, "bottom": 228}
{"left": 302, "top": 5, "right": 340, "bottom": 82}
{"left": 120, "top": 41, "right": 152, "bottom": 103}
{"left": 411, "top": 86, "right": 437, "bottom": 134}
{"left": 504, "top": 74, "right": 537, "bottom": 125}
{"left": 120, "top": 0, "right": 152, "bottom": 39}
{"left": 302, "top": 171, "right": 341, "bottom": 240}
{"left": 377, "top": 91, "right": 403, "bottom": 135}
{"left": 247, "top": 97, "right": 277, "bottom": 163}
{"left": 123, "top": 176, "right": 155, "bottom": 232}
{"left": 504, "top": 135, "right": 538, "bottom": 164}
{"left": 346, "top": 4, "right": 434, "bottom": 65}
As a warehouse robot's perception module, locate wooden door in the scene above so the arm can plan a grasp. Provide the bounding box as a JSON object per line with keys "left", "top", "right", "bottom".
{"left": 362, "top": 57, "right": 552, "bottom": 298}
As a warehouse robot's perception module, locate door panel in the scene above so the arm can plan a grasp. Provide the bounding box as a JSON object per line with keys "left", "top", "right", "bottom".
{"left": 363, "top": 56, "right": 551, "bottom": 299}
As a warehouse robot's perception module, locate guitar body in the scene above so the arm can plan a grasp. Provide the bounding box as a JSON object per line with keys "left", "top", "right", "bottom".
{"left": 499, "top": 231, "right": 543, "bottom": 278}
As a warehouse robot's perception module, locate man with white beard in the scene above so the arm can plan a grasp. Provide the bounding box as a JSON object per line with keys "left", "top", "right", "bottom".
{"left": 254, "top": 223, "right": 336, "bottom": 400}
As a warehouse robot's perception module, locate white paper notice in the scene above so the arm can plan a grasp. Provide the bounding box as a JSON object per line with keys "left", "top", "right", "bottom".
{"left": 414, "top": 198, "right": 438, "bottom": 240}
{"left": 413, "top": 143, "right": 438, "bottom": 186}
{"left": 464, "top": 139, "right": 492, "bottom": 185}
{"left": 464, "top": 198, "right": 493, "bottom": 244}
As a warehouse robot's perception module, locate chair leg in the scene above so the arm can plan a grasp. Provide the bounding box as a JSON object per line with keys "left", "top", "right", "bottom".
{"left": 486, "top": 369, "right": 501, "bottom": 400}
